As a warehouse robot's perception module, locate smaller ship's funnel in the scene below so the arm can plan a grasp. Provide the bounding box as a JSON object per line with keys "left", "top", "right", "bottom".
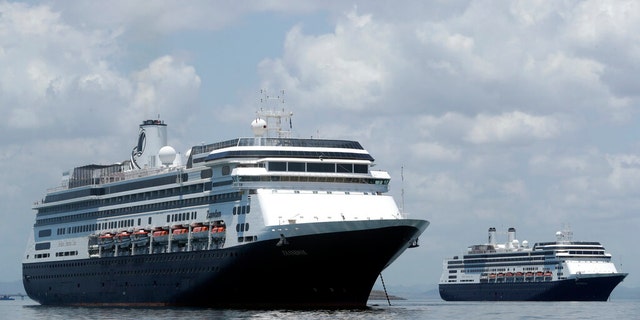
{"left": 507, "top": 227, "right": 516, "bottom": 249}
{"left": 488, "top": 227, "right": 496, "bottom": 246}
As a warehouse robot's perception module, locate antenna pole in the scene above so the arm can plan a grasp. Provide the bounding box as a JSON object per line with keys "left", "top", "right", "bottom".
{"left": 401, "top": 166, "right": 405, "bottom": 215}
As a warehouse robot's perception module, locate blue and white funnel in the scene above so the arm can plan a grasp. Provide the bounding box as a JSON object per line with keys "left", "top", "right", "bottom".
{"left": 130, "top": 119, "right": 168, "bottom": 169}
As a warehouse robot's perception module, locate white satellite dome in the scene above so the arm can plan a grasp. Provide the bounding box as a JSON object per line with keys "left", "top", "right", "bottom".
{"left": 251, "top": 118, "right": 268, "bottom": 136}
{"left": 158, "top": 145, "right": 177, "bottom": 166}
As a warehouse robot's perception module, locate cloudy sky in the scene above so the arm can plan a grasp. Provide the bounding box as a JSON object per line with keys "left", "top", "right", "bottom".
{"left": 1, "top": 0, "right": 638, "bottom": 290}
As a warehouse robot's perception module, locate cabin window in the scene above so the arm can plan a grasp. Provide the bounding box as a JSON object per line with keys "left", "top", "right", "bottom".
{"left": 288, "top": 162, "right": 305, "bottom": 172}
{"left": 269, "top": 162, "right": 286, "bottom": 171}
{"left": 201, "top": 169, "right": 213, "bottom": 179}
{"left": 38, "top": 229, "right": 52, "bottom": 238}
{"left": 35, "top": 242, "right": 51, "bottom": 250}
{"left": 307, "top": 162, "right": 335, "bottom": 173}
{"left": 354, "top": 164, "right": 368, "bottom": 173}
{"left": 337, "top": 163, "right": 353, "bottom": 173}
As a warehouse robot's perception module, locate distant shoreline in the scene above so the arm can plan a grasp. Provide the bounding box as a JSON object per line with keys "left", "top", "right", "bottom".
{"left": 368, "top": 290, "right": 406, "bottom": 300}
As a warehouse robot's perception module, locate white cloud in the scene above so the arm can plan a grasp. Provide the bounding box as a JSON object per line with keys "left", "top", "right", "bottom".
{"left": 413, "top": 111, "right": 564, "bottom": 146}
{"left": 414, "top": 172, "right": 472, "bottom": 203}
{"left": 411, "top": 142, "right": 461, "bottom": 162}
{"left": 0, "top": 2, "right": 125, "bottom": 132}
{"left": 131, "top": 55, "right": 201, "bottom": 123}
{"left": 0, "top": 1, "right": 202, "bottom": 140}
{"left": 566, "top": 0, "right": 640, "bottom": 45}
{"left": 529, "top": 154, "right": 592, "bottom": 176}
{"left": 606, "top": 154, "right": 640, "bottom": 191}
{"left": 259, "top": 9, "right": 396, "bottom": 111}
{"left": 500, "top": 179, "right": 528, "bottom": 198}
{"left": 466, "top": 111, "right": 562, "bottom": 145}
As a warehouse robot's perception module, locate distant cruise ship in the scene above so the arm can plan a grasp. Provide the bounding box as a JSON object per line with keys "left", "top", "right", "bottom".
{"left": 439, "top": 227, "right": 627, "bottom": 301}
{"left": 22, "top": 108, "right": 428, "bottom": 308}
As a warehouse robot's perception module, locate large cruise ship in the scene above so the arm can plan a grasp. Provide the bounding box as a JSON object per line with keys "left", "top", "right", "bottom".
{"left": 439, "top": 227, "right": 627, "bottom": 301}
{"left": 22, "top": 108, "right": 428, "bottom": 308}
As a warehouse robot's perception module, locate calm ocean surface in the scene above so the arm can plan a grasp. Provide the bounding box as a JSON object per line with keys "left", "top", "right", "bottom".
{"left": 2, "top": 297, "right": 638, "bottom": 320}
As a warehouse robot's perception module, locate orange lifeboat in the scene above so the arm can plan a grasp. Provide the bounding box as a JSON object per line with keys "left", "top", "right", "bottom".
{"left": 172, "top": 228, "right": 188, "bottom": 235}
{"left": 193, "top": 226, "right": 209, "bottom": 233}
{"left": 153, "top": 230, "right": 168, "bottom": 237}
{"left": 116, "top": 231, "right": 130, "bottom": 239}
{"left": 99, "top": 233, "right": 114, "bottom": 239}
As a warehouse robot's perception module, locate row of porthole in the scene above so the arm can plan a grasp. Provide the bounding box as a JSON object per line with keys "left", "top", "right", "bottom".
{"left": 55, "top": 251, "right": 78, "bottom": 257}
{"left": 166, "top": 211, "right": 197, "bottom": 223}
{"left": 232, "top": 205, "right": 250, "bottom": 215}
{"left": 25, "top": 251, "right": 242, "bottom": 270}
{"left": 236, "top": 223, "right": 250, "bottom": 232}
{"left": 29, "top": 266, "right": 224, "bottom": 280}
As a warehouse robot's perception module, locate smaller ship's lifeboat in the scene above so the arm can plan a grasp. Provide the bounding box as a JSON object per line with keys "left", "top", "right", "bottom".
{"left": 504, "top": 272, "right": 516, "bottom": 282}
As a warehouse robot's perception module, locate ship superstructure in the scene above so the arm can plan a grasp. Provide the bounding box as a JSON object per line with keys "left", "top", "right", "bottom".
{"left": 439, "top": 227, "right": 627, "bottom": 301}
{"left": 23, "top": 109, "right": 428, "bottom": 308}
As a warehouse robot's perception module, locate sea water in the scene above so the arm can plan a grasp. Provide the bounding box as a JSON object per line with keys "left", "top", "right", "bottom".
{"left": 2, "top": 298, "right": 638, "bottom": 320}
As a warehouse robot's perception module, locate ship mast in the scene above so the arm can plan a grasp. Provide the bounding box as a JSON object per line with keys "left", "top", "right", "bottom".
{"left": 257, "top": 89, "right": 293, "bottom": 138}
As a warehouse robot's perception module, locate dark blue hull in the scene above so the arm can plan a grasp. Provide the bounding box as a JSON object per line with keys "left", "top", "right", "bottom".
{"left": 23, "top": 221, "right": 425, "bottom": 308}
{"left": 439, "top": 274, "right": 627, "bottom": 301}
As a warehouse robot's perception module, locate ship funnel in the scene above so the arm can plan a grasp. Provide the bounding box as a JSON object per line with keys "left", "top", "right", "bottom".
{"left": 488, "top": 227, "right": 496, "bottom": 246}
{"left": 130, "top": 119, "right": 168, "bottom": 170}
{"left": 507, "top": 227, "right": 516, "bottom": 249}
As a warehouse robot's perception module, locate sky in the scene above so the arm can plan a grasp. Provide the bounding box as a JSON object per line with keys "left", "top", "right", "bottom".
{"left": 0, "top": 0, "right": 639, "bottom": 290}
